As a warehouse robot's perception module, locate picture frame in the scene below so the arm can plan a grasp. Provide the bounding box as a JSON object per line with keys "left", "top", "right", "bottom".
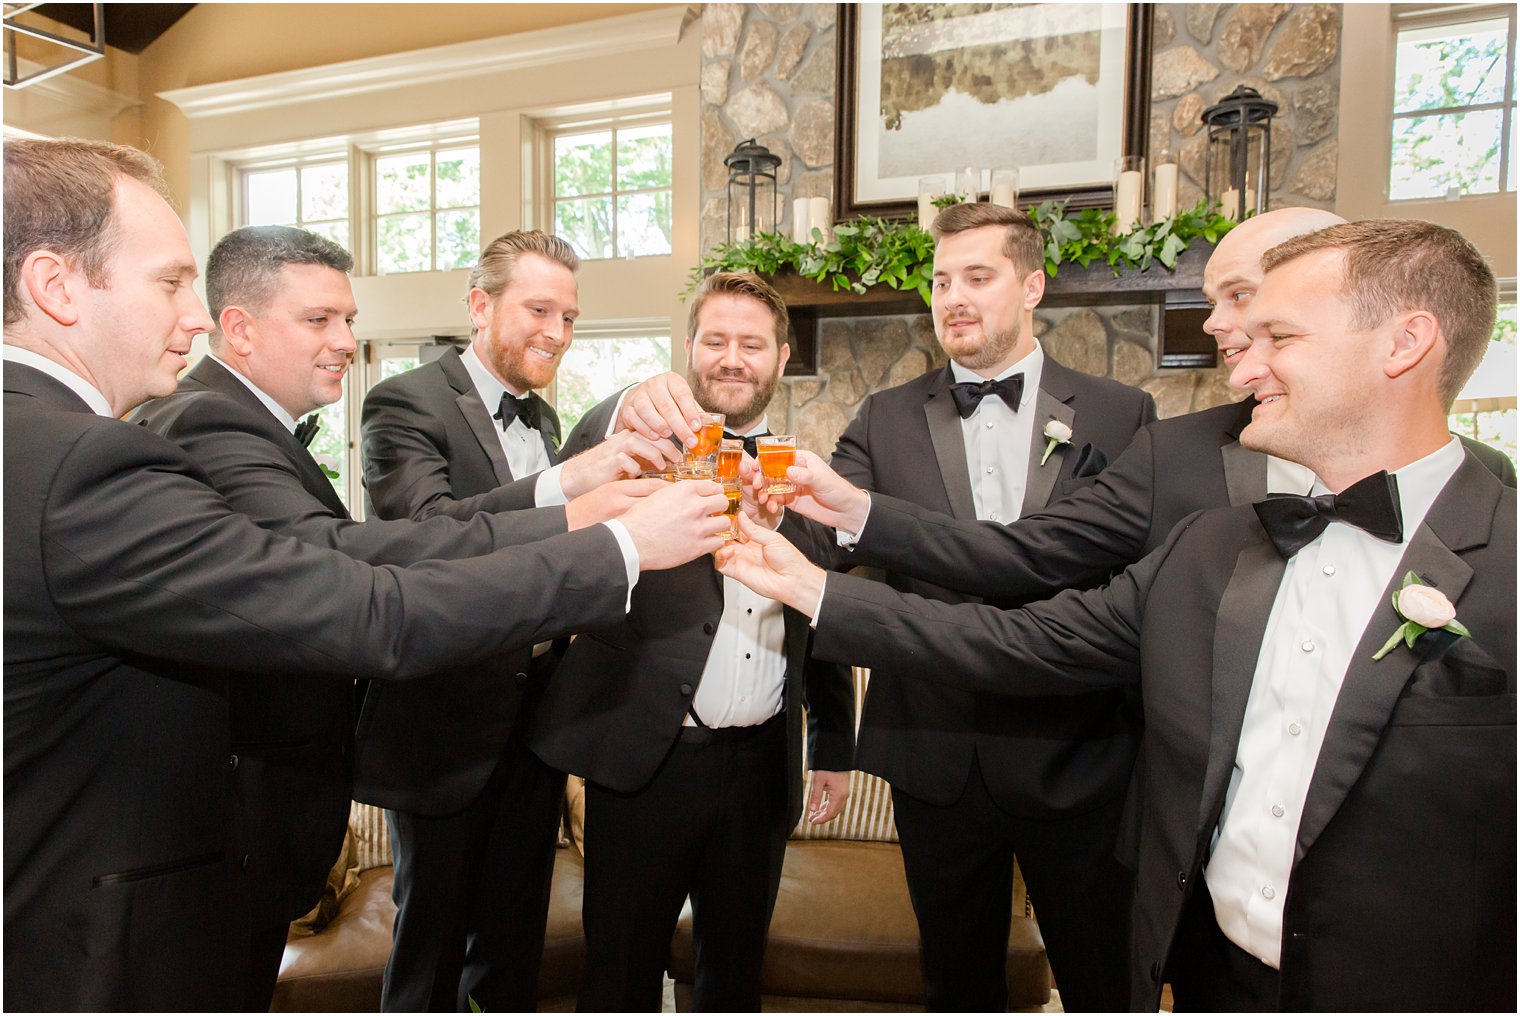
{"left": 834, "top": 3, "right": 1154, "bottom": 220}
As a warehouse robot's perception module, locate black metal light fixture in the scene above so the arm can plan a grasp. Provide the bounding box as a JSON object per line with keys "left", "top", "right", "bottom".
{"left": 1201, "top": 85, "right": 1278, "bottom": 221}
{"left": 724, "top": 138, "right": 780, "bottom": 244}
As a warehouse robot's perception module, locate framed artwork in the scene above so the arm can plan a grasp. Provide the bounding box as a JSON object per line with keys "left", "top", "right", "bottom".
{"left": 834, "top": 3, "right": 1153, "bottom": 219}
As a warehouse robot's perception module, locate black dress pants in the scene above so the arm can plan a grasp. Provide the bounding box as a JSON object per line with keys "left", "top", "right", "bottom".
{"left": 576, "top": 714, "right": 791, "bottom": 1013}
{"left": 892, "top": 755, "right": 1132, "bottom": 1012}
{"left": 381, "top": 719, "right": 566, "bottom": 1012}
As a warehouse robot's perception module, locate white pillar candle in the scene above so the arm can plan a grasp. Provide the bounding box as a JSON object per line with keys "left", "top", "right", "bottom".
{"left": 792, "top": 197, "right": 812, "bottom": 243}
{"left": 808, "top": 196, "right": 831, "bottom": 242}
{"left": 1113, "top": 170, "right": 1143, "bottom": 233}
{"left": 1152, "top": 163, "right": 1178, "bottom": 221}
{"left": 1220, "top": 187, "right": 1240, "bottom": 221}
{"left": 991, "top": 182, "right": 1016, "bottom": 208}
{"left": 917, "top": 192, "right": 937, "bottom": 230}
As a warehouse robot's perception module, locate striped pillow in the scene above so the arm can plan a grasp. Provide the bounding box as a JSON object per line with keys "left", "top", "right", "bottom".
{"left": 792, "top": 668, "right": 898, "bottom": 842}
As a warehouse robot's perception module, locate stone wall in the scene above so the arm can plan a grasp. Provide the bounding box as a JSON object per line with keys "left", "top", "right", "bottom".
{"left": 698, "top": 4, "right": 1344, "bottom": 451}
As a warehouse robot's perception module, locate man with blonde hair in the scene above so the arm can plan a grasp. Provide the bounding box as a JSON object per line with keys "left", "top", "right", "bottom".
{"left": 719, "top": 218, "right": 1515, "bottom": 1011}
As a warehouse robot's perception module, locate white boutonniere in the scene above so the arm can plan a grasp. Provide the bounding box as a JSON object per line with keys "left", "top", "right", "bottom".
{"left": 1040, "top": 420, "right": 1072, "bottom": 467}
{"left": 1372, "top": 571, "right": 1470, "bottom": 661}
{"left": 314, "top": 453, "right": 341, "bottom": 481}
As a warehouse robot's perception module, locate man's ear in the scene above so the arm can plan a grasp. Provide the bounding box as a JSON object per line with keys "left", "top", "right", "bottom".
{"left": 467, "top": 287, "right": 493, "bottom": 334}
{"left": 774, "top": 337, "right": 791, "bottom": 378}
{"left": 1385, "top": 309, "right": 1441, "bottom": 381}
{"left": 1022, "top": 268, "right": 1046, "bottom": 311}
{"left": 220, "top": 306, "right": 256, "bottom": 357}
{"left": 20, "top": 250, "right": 82, "bottom": 327}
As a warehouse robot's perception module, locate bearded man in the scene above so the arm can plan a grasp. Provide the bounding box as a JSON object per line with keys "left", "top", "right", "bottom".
{"left": 531, "top": 272, "right": 855, "bottom": 1011}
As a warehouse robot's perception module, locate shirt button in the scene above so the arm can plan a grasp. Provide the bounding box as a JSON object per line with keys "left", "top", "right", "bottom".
{"left": 746, "top": 608, "right": 753, "bottom": 614}
{"left": 1262, "top": 884, "right": 1276, "bottom": 900}
{"left": 985, "top": 466, "right": 995, "bottom": 474}
{"left": 1300, "top": 640, "right": 1315, "bottom": 653}
{"left": 985, "top": 421, "right": 995, "bottom": 429}
{"left": 744, "top": 652, "right": 751, "bottom": 660}
{"left": 1289, "top": 722, "right": 1303, "bottom": 736}
{"left": 1322, "top": 564, "right": 1336, "bottom": 576}
{"left": 1271, "top": 804, "right": 1285, "bottom": 818}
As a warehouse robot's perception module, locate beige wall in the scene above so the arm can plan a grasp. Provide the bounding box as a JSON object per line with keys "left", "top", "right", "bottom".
{"left": 1336, "top": 4, "right": 1517, "bottom": 277}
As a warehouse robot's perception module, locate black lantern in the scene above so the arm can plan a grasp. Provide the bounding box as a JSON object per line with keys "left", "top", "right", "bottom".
{"left": 1201, "top": 85, "right": 1278, "bottom": 221}
{"left": 724, "top": 138, "right": 780, "bottom": 244}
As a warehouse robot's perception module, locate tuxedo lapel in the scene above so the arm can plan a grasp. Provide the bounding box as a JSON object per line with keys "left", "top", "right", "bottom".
{"left": 439, "top": 349, "right": 514, "bottom": 484}
{"left": 923, "top": 369, "right": 977, "bottom": 520}
{"left": 1294, "top": 460, "right": 1495, "bottom": 862}
{"left": 1220, "top": 399, "right": 1267, "bottom": 506}
{"left": 1202, "top": 535, "right": 1286, "bottom": 844}
{"left": 1023, "top": 362, "right": 1076, "bottom": 511}
{"left": 188, "top": 358, "right": 350, "bottom": 518}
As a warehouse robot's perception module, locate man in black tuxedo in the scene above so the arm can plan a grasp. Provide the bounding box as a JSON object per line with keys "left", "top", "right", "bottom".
{"left": 719, "top": 219, "right": 1515, "bottom": 1011}
{"left": 771, "top": 206, "right": 1513, "bottom": 604}
{"left": 362, "top": 230, "right": 689, "bottom": 1011}
{"left": 133, "top": 225, "right": 672, "bottom": 1009}
{"left": 817, "top": 202, "right": 1157, "bottom": 1011}
{"left": 3, "top": 140, "right": 728, "bottom": 1012}
{"left": 529, "top": 272, "right": 855, "bottom": 1011}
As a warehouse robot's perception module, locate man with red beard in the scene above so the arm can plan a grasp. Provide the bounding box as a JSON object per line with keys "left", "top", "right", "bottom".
{"left": 531, "top": 272, "right": 856, "bottom": 1010}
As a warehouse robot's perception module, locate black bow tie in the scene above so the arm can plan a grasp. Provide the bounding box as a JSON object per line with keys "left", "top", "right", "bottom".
{"left": 294, "top": 415, "right": 320, "bottom": 447}
{"left": 495, "top": 391, "right": 541, "bottom": 433}
{"left": 724, "top": 430, "right": 768, "bottom": 458}
{"left": 949, "top": 375, "right": 1024, "bottom": 419}
{"left": 1253, "top": 471, "right": 1404, "bottom": 559}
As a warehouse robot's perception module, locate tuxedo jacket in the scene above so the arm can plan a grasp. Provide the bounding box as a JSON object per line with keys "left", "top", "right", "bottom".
{"left": 812, "top": 450, "right": 1516, "bottom": 1011}
{"left": 358, "top": 347, "right": 567, "bottom": 812}
{"left": 814, "top": 356, "right": 1156, "bottom": 815}
{"left": 848, "top": 397, "right": 1517, "bottom": 602}
{"left": 132, "top": 356, "right": 570, "bottom": 926}
{"left": 2, "top": 363, "right": 628, "bottom": 1011}
{"left": 529, "top": 393, "right": 855, "bottom": 825}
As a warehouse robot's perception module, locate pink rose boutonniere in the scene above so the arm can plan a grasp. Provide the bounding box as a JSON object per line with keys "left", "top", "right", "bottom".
{"left": 1372, "top": 571, "right": 1470, "bottom": 661}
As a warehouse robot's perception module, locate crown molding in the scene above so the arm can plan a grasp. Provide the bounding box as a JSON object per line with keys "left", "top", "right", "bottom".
{"left": 158, "top": 6, "right": 690, "bottom": 120}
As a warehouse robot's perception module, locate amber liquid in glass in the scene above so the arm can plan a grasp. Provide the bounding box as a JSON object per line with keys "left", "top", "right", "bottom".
{"left": 691, "top": 421, "right": 724, "bottom": 458}
{"left": 716, "top": 447, "right": 743, "bottom": 480}
{"left": 758, "top": 446, "right": 795, "bottom": 493}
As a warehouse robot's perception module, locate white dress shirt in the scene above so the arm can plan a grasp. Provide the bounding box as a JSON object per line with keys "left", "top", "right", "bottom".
{"left": 951, "top": 343, "right": 1045, "bottom": 524}
{"left": 1205, "top": 438, "right": 1464, "bottom": 968}
{"left": 3, "top": 345, "right": 113, "bottom": 417}
{"left": 687, "top": 416, "right": 788, "bottom": 729}
{"left": 459, "top": 344, "right": 568, "bottom": 506}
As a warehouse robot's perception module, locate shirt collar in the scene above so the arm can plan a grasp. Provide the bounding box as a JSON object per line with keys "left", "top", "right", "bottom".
{"left": 3, "top": 344, "right": 114, "bottom": 417}
{"left": 208, "top": 354, "right": 299, "bottom": 433}
{"left": 949, "top": 338, "right": 1043, "bottom": 410}
{"left": 728, "top": 415, "right": 770, "bottom": 438}
{"left": 1309, "top": 437, "right": 1464, "bottom": 541}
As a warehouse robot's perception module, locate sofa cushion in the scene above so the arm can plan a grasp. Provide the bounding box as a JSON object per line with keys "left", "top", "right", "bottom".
{"left": 668, "top": 840, "right": 1048, "bottom": 1007}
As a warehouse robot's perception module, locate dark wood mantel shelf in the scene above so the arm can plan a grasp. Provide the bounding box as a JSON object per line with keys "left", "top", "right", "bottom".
{"left": 772, "top": 241, "right": 1216, "bottom": 373}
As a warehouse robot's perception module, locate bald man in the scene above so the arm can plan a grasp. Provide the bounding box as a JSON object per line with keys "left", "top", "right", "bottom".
{"left": 780, "top": 206, "right": 1513, "bottom": 603}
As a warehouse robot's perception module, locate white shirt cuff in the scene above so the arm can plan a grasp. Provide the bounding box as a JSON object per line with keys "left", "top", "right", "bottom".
{"left": 603, "top": 386, "right": 633, "bottom": 440}
{"left": 534, "top": 463, "right": 568, "bottom": 507}
{"left": 834, "top": 493, "right": 872, "bottom": 549}
{"left": 601, "top": 518, "right": 640, "bottom": 610}
{"left": 809, "top": 573, "right": 829, "bottom": 628}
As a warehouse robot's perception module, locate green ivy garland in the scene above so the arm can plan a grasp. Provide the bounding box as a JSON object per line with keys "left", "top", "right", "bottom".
{"left": 687, "top": 198, "right": 1238, "bottom": 307}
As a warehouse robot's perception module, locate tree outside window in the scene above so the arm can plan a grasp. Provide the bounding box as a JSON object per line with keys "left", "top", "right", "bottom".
{"left": 1391, "top": 11, "right": 1516, "bottom": 200}
{"left": 243, "top": 161, "right": 350, "bottom": 249}
{"left": 1449, "top": 302, "right": 1517, "bottom": 468}
{"left": 375, "top": 146, "right": 482, "bottom": 274}
{"left": 554, "top": 333, "right": 673, "bottom": 434}
{"left": 553, "top": 122, "right": 673, "bottom": 260}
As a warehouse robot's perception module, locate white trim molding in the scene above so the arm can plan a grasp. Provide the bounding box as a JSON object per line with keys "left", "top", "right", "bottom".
{"left": 158, "top": 6, "right": 690, "bottom": 120}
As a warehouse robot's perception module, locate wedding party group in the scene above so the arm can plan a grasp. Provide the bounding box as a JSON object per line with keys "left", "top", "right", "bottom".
{"left": 4, "top": 134, "right": 1513, "bottom": 1016}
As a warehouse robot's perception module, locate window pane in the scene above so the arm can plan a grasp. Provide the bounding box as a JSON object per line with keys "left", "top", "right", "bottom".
{"left": 380, "top": 356, "right": 420, "bottom": 382}
{"left": 1390, "top": 109, "right": 1504, "bottom": 199}
{"left": 301, "top": 163, "right": 348, "bottom": 222}
{"left": 616, "top": 191, "right": 673, "bottom": 258}
{"left": 377, "top": 213, "right": 433, "bottom": 274}
{"left": 376, "top": 152, "right": 432, "bottom": 214}
{"left": 617, "top": 123, "right": 673, "bottom": 190}
{"left": 555, "top": 197, "right": 616, "bottom": 259}
{"left": 556, "top": 335, "right": 672, "bottom": 431}
{"left": 306, "top": 220, "right": 350, "bottom": 251}
{"left": 554, "top": 131, "right": 613, "bottom": 197}
{"left": 246, "top": 168, "right": 297, "bottom": 225}
{"left": 437, "top": 209, "right": 481, "bottom": 271}
{"left": 309, "top": 375, "right": 348, "bottom": 507}
{"left": 1394, "top": 18, "right": 1509, "bottom": 113}
{"left": 435, "top": 147, "right": 480, "bottom": 209}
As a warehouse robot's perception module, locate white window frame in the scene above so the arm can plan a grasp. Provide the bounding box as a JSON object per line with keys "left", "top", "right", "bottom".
{"left": 1389, "top": 3, "right": 1518, "bottom": 202}
{"left": 235, "top": 152, "right": 355, "bottom": 244}
{"left": 536, "top": 105, "right": 674, "bottom": 262}
{"left": 368, "top": 134, "right": 483, "bottom": 276}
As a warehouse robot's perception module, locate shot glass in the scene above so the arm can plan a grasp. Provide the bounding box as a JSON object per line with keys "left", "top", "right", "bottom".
{"left": 719, "top": 477, "right": 744, "bottom": 539}
{"left": 755, "top": 435, "right": 796, "bottom": 495}
{"left": 716, "top": 438, "right": 745, "bottom": 481}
